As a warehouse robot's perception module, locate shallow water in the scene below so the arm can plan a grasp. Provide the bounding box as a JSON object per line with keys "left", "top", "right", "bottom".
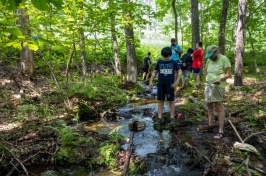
{"left": 38, "top": 83, "right": 203, "bottom": 175}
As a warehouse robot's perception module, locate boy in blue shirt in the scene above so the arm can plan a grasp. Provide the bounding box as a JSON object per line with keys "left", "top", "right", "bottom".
{"left": 170, "top": 38, "right": 183, "bottom": 61}
{"left": 149, "top": 47, "right": 182, "bottom": 125}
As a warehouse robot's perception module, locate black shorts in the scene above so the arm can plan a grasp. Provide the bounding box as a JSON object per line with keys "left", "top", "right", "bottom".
{"left": 157, "top": 83, "right": 175, "bottom": 101}
{"left": 142, "top": 67, "right": 149, "bottom": 73}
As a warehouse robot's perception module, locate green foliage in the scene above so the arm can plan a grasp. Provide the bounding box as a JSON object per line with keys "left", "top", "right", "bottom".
{"left": 0, "top": 0, "right": 22, "bottom": 10}
{"left": 47, "top": 120, "right": 79, "bottom": 146}
{"left": 16, "top": 104, "right": 37, "bottom": 120}
{"left": 69, "top": 75, "right": 128, "bottom": 107}
{"left": 127, "top": 160, "right": 146, "bottom": 175}
{"left": 31, "top": 0, "right": 63, "bottom": 11}
{"left": 46, "top": 120, "right": 92, "bottom": 164}
{"left": 99, "top": 143, "right": 119, "bottom": 168}
{"left": 108, "top": 126, "right": 126, "bottom": 142}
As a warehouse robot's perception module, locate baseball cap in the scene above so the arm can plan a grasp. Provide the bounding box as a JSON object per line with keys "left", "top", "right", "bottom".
{"left": 205, "top": 45, "right": 218, "bottom": 58}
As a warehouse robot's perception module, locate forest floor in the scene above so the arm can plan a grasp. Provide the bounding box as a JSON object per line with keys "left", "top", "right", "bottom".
{"left": 0, "top": 62, "right": 266, "bottom": 176}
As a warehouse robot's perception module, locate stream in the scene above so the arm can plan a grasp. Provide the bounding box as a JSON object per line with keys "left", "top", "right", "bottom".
{"left": 39, "top": 83, "right": 204, "bottom": 176}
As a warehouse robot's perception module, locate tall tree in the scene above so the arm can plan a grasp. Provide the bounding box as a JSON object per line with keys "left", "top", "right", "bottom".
{"left": 218, "top": 0, "right": 229, "bottom": 55}
{"left": 190, "top": 0, "right": 200, "bottom": 49}
{"left": 79, "top": 2, "right": 86, "bottom": 78}
{"left": 172, "top": 0, "right": 178, "bottom": 42}
{"left": 111, "top": 15, "right": 122, "bottom": 77}
{"left": 123, "top": 0, "right": 137, "bottom": 83}
{"left": 16, "top": 8, "right": 36, "bottom": 81}
{"left": 234, "top": 0, "right": 247, "bottom": 86}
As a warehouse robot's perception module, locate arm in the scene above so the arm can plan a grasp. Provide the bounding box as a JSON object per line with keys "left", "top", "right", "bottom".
{"left": 149, "top": 70, "right": 158, "bottom": 89}
{"left": 147, "top": 60, "right": 151, "bottom": 68}
{"left": 172, "top": 69, "right": 182, "bottom": 88}
{"left": 174, "top": 46, "right": 183, "bottom": 54}
{"left": 191, "top": 50, "right": 200, "bottom": 60}
{"left": 214, "top": 67, "right": 232, "bottom": 84}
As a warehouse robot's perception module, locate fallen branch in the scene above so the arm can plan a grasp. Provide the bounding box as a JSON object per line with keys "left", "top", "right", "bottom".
{"left": 232, "top": 158, "right": 266, "bottom": 175}
{"left": 197, "top": 115, "right": 266, "bottom": 131}
{"left": 188, "top": 95, "right": 209, "bottom": 112}
{"left": 6, "top": 151, "right": 40, "bottom": 176}
{"left": 3, "top": 145, "right": 29, "bottom": 176}
{"left": 184, "top": 142, "right": 212, "bottom": 164}
{"left": 228, "top": 119, "right": 244, "bottom": 143}
{"left": 243, "top": 132, "right": 266, "bottom": 143}
{"left": 121, "top": 131, "right": 135, "bottom": 176}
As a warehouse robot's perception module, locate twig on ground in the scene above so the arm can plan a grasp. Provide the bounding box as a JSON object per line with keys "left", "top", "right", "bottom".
{"left": 243, "top": 132, "right": 266, "bottom": 143}
{"left": 228, "top": 119, "right": 244, "bottom": 143}
{"left": 3, "top": 145, "right": 29, "bottom": 176}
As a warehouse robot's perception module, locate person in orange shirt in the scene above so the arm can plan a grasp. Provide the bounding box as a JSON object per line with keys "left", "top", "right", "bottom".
{"left": 191, "top": 41, "right": 204, "bottom": 86}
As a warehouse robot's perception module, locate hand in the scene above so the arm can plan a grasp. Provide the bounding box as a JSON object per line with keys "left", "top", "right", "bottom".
{"left": 171, "top": 83, "right": 177, "bottom": 88}
{"left": 213, "top": 79, "right": 221, "bottom": 84}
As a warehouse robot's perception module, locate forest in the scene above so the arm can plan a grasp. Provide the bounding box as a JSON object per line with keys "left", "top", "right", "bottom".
{"left": 0, "top": 0, "right": 266, "bottom": 175}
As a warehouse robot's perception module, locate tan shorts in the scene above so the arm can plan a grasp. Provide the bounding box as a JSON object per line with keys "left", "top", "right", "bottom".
{"left": 204, "top": 84, "right": 225, "bottom": 103}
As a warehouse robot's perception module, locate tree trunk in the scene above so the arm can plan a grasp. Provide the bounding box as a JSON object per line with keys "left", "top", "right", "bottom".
{"left": 199, "top": 2, "right": 203, "bottom": 45}
{"left": 124, "top": 0, "right": 137, "bottom": 83}
{"left": 178, "top": 0, "right": 183, "bottom": 47}
{"left": 172, "top": 0, "right": 178, "bottom": 43}
{"left": 218, "top": 0, "right": 229, "bottom": 55}
{"left": 190, "top": 0, "right": 200, "bottom": 49}
{"left": 80, "top": 30, "right": 87, "bottom": 77}
{"left": 234, "top": 0, "right": 247, "bottom": 86}
{"left": 20, "top": 46, "right": 35, "bottom": 80}
{"left": 79, "top": 2, "right": 86, "bottom": 78}
{"left": 16, "top": 9, "right": 36, "bottom": 80}
{"left": 111, "top": 16, "right": 122, "bottom": 77}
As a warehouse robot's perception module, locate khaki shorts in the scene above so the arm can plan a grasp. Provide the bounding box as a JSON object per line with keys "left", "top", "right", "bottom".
{"left": 204, "top": 84, "right": 225, "bottom": 103}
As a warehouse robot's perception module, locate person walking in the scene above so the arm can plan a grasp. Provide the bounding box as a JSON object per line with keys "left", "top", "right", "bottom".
{"left": 179, "top": 48, "right": 194, "bottom": 89}
{"left": 142, "top": 52, "right": 151, "bottom": 81}
{"left": 191, "top": 41, "right": 204, "bottom": 86}
{"left": 149, "top": 47, "right": 182, "bottom": 125}
{"left": 204, "top": 45, "right": 231, "bottom": 139}
{"left": 170, "top": 38, "right": 183, "bottom": 62}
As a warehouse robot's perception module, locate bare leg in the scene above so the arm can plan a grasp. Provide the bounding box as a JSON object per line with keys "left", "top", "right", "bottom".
{"left": 145, "top": 72, "right": 150, "bottom": 80}
{"left": 169, "top": 101, "right": 175, "bottom": 118}
{"left": 142, "top": 72, "right": 146, "bottom": 80}
{"left": 207, "top": 103, "right": 215, "bottom": 125}
{"left": 215, "top": 102, "right": 225, "bottom": 133}
{"left": 195, "top": 75, "right": 200, "bottom": 85}
{"left": 158, "top": 100, "right": 164, "bottom": 119}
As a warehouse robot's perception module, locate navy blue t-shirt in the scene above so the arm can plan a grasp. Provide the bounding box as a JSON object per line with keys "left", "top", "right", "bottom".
{"left": 155, "top": 60, "right": 180, "bottom": 84}
{"left": 143, "top": 56, "right": 150, "bottom": 68}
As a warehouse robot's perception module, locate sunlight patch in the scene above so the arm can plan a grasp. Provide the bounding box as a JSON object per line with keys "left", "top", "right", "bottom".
{"left": 0, "top": 79, "right": 12, "bottom": 86}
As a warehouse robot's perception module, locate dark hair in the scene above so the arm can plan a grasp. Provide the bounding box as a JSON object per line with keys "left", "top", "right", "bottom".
{"left": 187, "top": 48, "right": 194, "bottom": 54}
{"left": 147, "top": 52, "right": 151, "bottom": 55}
{"left": 161, "top": 47, "right": 172, "bottom": 57}
{"left": 171, "top": 38, "right": 176, "bottom": 42}
{"left": 197, "top": 41, "right": 202, "bottom": 47}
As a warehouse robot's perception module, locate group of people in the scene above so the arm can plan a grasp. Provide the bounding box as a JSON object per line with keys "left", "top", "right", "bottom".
{"left": 145, "top": 38, "right": 231, "bottom": 140}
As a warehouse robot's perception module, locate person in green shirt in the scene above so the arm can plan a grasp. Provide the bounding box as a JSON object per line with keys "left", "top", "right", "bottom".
{"left": 205, "top": 45, "right": 231, "bottom": 139}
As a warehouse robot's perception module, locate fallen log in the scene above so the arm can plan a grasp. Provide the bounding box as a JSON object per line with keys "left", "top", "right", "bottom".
{"left": 121, "top": 131, "right": 135, "bottom": 176}
{"left": 188, "top": 95, "right": 208, "bottom": 112}
{"left": 197, "top": 115, "right": 266, "bottom": 131}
